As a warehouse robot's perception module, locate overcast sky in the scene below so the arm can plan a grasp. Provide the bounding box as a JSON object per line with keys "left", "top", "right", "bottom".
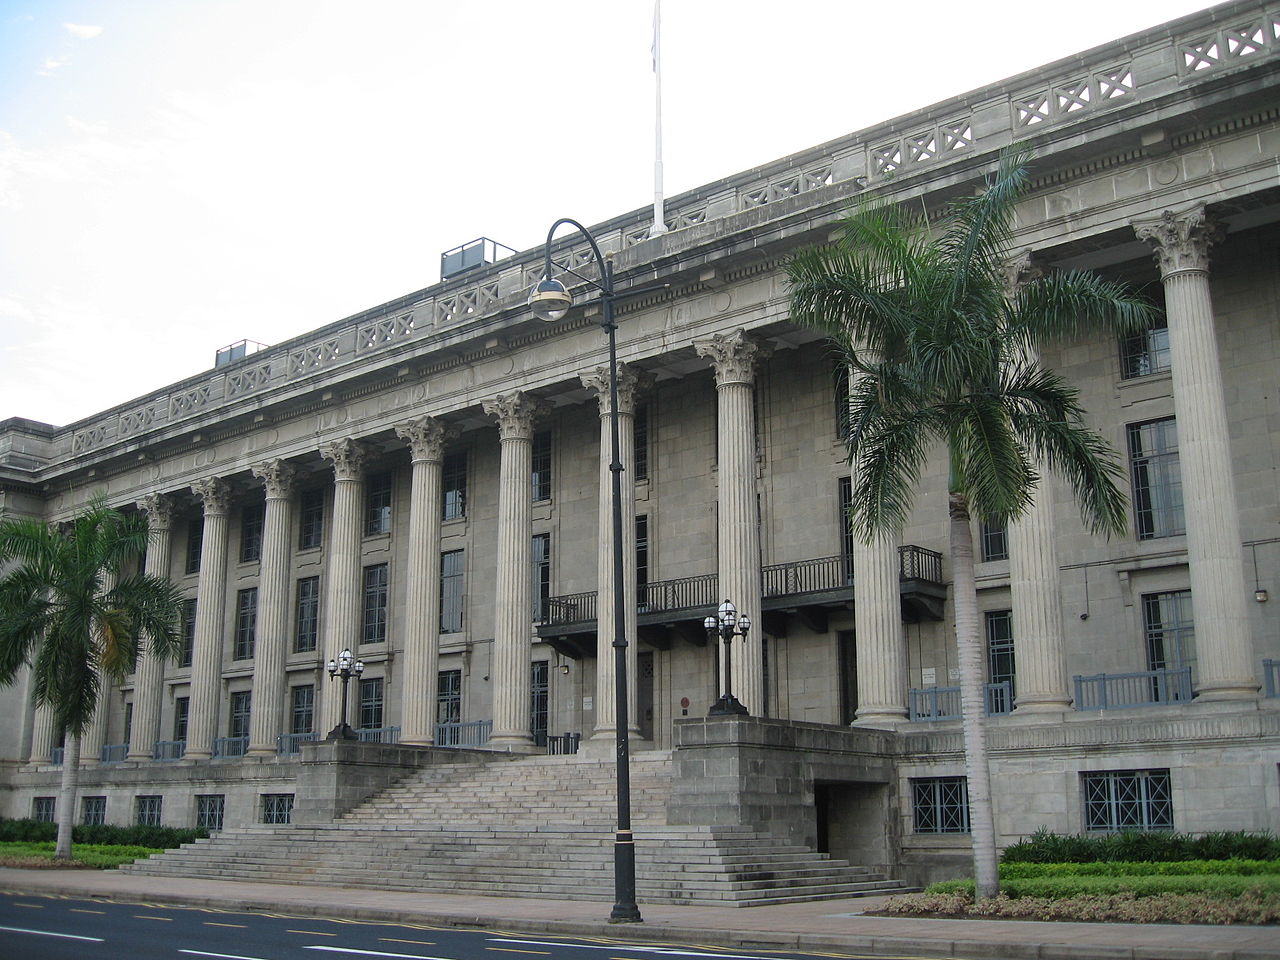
{"left": 0, "top": 0, "right": 1216, "bottom": 427}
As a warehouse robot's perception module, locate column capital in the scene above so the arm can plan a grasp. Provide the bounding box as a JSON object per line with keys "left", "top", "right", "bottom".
{"left": 1002, "top": 249, "right": 1045, "bottom": 295}
{"left": 137, "top": 492, "right": 176, "bottom": 531}
{"left": 694, "top": 330, "right": 772, "bottom": 387}
{"left": 580, "top": 362, "right": 654, "bottom": 417}
{"left": 320, "top": 438, "right": 369, "bottom": 481}
{"left": 192, "top": 477, "right": 231, "bottom": 516}
{"left": 395, "top": 417, "right": 455, "bottom": 461}
{"left": 482, "top": 392, "right": 549, "bottom": 441}
{"left": 1133, "top": 208, "right": 1223, "bottom": 277}
{"left": 251, "top": 459, "right": 297, "bottom": 499}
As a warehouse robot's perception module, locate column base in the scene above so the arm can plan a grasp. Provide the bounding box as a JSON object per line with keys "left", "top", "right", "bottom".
{"left": 1013, "top": 696, "right": 1073, "bottom": 714}
{"left": 325, "top": 723, "right": 359, "bottom": 741}
{"left": 853, "top": 708, "right": 907, "bottom": 729}
{"left": 486, "top": 734, "right": 537, "bottom": 753}
{"left": 707, "top": 695, "right": 749, "bottom": 717}
{"left": 183, "top": 750, "right": 212, "bottom": 761}
{"left": 1193, "top": 680, "right": 1261, "bottom": 701}
{"left": 125, "top": 751, "right": 152, "bottom": 762}
{"left": 245, "top": 746, "right": 277, "bottom": 758}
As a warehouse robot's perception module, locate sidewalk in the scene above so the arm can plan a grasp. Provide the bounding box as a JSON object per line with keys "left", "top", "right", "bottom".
{"left": 0, "top": 868, "right": 1275, "bottom": 960}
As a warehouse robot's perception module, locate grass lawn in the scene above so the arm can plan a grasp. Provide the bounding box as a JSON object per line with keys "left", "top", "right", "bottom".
{"left": 0, "top": 841, "right": 162, "bottom": 869}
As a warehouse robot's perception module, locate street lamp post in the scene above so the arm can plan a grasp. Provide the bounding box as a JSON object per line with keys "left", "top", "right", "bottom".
{"left": 325, "top": 648, "right": 364, "bottom": 740}
{"left": 704, "top": 599, "right": 751, "bottom": 716}
{"left": 530, "top": 219, "right": 644, "bottom": 923}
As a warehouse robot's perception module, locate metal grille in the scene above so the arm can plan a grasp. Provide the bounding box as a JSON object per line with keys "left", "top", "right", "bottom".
{"left": 532, "top": 534, "right": 551, "bottom": 620}
{"left": 32, "top": 797, "right": 55, "bottom": 822}
{"left": 440, "top": 550, "right": 465, "bottom": 632}
{"left": 442, "top": 451, "right": 467, "bottom": 520}
{"left": 362, "top": 563, "right": 389, "bottom": 644}
{"left": 358, "top": 678, "right": 384, "bottom": 730}
{"left": 365, "top": 470, "right": 393, "bottom": 535}
{"left": 986, "top": 610, "right": 1016, "bottom": 711}
{"left": 1083, "top": 769, "right": 1172, "bottom": 830}
{"left": 261, "top": 794, "right": 293, "bottom": 825}
{"left": 294, "top": 576, "right": 319, "bottom": 652}
{"left": 1129, "top": 418, "right": 1184, "bottom": 540}
{"left": 911, "top": 777, "right": 969, "bottom": 833}
{"left": 299, "top": 489, "right": 324, "bottom": 549}
{"left": 290, "top": 685, "right": 314, "bottom": 735}
{"left": 634, "top": 404, "right": 650, "bottom": 480}
{"left": 1120, "top": 322, "right": 1171, "bottom": 379}
{"left": 81, "top": 796, "right": 106, "bottom": 825}
{"left": 980, "top": 522, "right": 1008, "bottom": 562}
{"left": 234, "top": 588, "right": 257, "bottom": 660}
{"left": 196, "top": 795, "right": 225, "bottom": 831}
{"left": 1143, "top": 590, "right": 1196, "bottom": 684}
{"left": 185, "top": 518, "right": 202, "bottom": 574}
{"left": 228, "top": 691, "right": 251, "bottom": 739}
{"left": 180, "top": 598, "right": 196, "bottom": 668}
{"left": 437, "top": 669, "right": 461, "bottom": 726}
{"left": 239, "top": 504, "right": 263, "bottom": 562}
{"left": 531, "top": 431, "right": 553, "bottom": 502}
{"left": 136, "top": 796, "right": 162, "bottom": 827}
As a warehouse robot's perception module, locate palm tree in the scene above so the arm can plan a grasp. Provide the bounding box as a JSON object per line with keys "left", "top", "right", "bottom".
{"left": 0, "top": 499, "right": 183, "bottom": 859}
{"left": 786, "top": 148, "right": 1156, "bottom": 898}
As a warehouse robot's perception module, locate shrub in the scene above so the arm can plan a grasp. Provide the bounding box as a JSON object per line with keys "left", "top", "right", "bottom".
{"left": 926, "top": 872, "right": 1280, "bottom": 899}
{"left": 0, "top": 819, "right": 205, "bottom": 848}
{"left": 884, "top": 889, "right": 1280, "bottom": 924}
{"left": 1002, "top": 860, "right": 1280, "bottom": 879}
{"left": 1002, "top": 827, "right": 1280, "bottom": 864}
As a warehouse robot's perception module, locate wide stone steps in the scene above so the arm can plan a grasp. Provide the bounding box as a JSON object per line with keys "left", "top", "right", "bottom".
{"left": 124, "top": 753, "right": 910, "bottom": 905}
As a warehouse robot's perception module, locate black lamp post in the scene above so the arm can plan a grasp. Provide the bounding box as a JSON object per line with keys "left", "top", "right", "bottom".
{"left": 325, "top": 648, "right": 364, "bottom": 740}
{"left": 705, "top": 599, "right": 751, "bottom": 716}
{"left": 530, "top": 218, "right": 644, "bottom": 924}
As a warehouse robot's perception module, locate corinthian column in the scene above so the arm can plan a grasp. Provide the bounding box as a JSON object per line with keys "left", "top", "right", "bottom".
{"left": 395, "top": 417, "right": 453, "bottom": 745}
{"left": 128, "top": 493, "right": 176, "bottom": 760}
{"left": 482, "top": 393, "right": 547, "bottom": 749}
{"left": 581, "top": 363, "right": 650, "bottom": 740}
{"left": 695, "top": 331, "right": 771, "bottom": 715}
{"left": 185, "top": 477, "right": 231, "bottom": 760}
{"left": 247, "top": 461, "right": 296, "bottom": 755}
{"left": 29, "top": 705, "right": 56, "bottom": 765}
{"left": 319, "top": 439, "right": 368, "bottom": 731}
{"left": 1003, "top": 253, "right": 1072, "bottom": 712}
{"left": 83, "top": 568, "right": 119, "bottom": 764}
{"left": 1134, "top": 209, "right": 1258, "bottom": 699}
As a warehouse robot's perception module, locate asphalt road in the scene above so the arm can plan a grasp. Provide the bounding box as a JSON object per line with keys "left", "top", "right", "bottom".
{"left": 0, "top": 892, "right": 887, "bottom": 960}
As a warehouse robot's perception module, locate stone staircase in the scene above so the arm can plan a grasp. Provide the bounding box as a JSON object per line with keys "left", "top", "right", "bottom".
{"left": 123, "top": 751, "right": 910, "bottom": 906}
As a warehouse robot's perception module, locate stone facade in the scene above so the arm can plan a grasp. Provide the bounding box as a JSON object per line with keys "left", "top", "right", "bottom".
{"left": 1, "top": 1, "right": 1278, "bottom": 887}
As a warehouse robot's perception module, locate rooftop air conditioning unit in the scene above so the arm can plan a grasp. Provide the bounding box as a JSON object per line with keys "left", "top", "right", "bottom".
{"left": 215, "top": 340, "right": 268, "bottom": 368}
{"left": 440, "top": 238, "right": 515, "bottom": 282}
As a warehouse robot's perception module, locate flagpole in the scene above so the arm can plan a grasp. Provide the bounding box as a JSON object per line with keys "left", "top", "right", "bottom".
{"left": 650, "top": 0, "right": 667, "bottom": 237}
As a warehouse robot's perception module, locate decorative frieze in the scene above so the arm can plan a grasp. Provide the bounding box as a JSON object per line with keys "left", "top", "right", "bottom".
{"left": 1013, "top": 64, "right": 1134, "bottom": 129}
{"left": 1178, "top": 11, "right": 1280, "bottom": 76}
{"left": 872, "top": 117, "right": 972, "bottom": 176}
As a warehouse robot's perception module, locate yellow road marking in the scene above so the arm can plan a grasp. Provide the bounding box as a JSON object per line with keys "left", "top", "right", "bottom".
{"left": 70, "top": 909, "right": 105, "bottom": 915}
{"left": 13, "top": 903, "right": 43, "bottom": 909}
{"left": 203, "top": 921, "right": 248, "bottom": 928}
{"left": 381, "top": 939, "right": 438, "bottom": 946}
{"left": 287, "top": 929, "right": 336, "bottom": 936}
{"left": 134, "top": 915, "right": 173, "bottom": 921}
{"left": 487, "top": 950, "right": 552, "bottom": 956}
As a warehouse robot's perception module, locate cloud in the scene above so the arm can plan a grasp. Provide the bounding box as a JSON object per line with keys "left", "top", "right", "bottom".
{"left": 37, "top": 56, "right": 68, "bottom": 76}
{"left": 63, "top": 23, "right": 103, "bottom": 39}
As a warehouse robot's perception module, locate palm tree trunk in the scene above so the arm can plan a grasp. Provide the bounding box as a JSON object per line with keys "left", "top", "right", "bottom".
{"left": 950, "top": 491, "right": 999, "bottom": 898}
{"left": 55, "top": 735, "right": 81, "bottom": 860}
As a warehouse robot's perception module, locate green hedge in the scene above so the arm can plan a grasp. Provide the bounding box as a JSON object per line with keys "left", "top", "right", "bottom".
{"left": 928, "top": 873, "right": 1280, "bottom": 899}
{"left": 0, "top": 819, "right": 206, "bottom": 848}
{"left": 1002, "top": 860, "right": 1280, "bottom": 878}
{"left": 1002, "top": 828, "right": 1280, "bottom": 863}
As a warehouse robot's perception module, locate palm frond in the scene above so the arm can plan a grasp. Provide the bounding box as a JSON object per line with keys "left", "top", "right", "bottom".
{"left": 1010, "top": 270, "right": 1157, "bottom": 347}
{"left": 948, "top": 393, "right": 1035, "bottom": 524}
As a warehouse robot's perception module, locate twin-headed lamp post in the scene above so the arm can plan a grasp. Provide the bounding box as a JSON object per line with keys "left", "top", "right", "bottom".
{"left": 705, "top": 600, "right": 751, "bottom": 716}
{"left": 325, "top": 648, "right": 364, "bottom": 741}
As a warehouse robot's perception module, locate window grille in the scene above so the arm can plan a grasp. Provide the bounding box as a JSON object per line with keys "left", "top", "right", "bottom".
{"left": 261, "top": 794, "right": 294, "bottom": 825}
{"left": 294, "top": 576, "right": 319, "bottom": 652}
{"left": 1144, "top": 591, "right": 1196, "bottom": 685}
{"left": 1120, "top": 321, "right": 1171, "bottom": 379}
{"left": 299, "top": 489, "right": 324, "bottom": 550}
{"left": 532, "top": 534, "right": 551, "bottom": 620}
{"left": 290, "top": 685, "right": 314, "bottom": 736}
{"left": 986, "top": 610, "right": 1016, "bottom": 712}
{"left": 136, "top": 795, "right": 163, "bottom": 827}
{"left": 437, "top": 669, "right": 462, "bottom": 726}
{"left": 634, "top": 404, "right": 650, "bottom": 480}
{"left": 362, "top": 563, "right": 389, "bottom": 644}
{"left": 81, "top": 796, "right": 106, "bottom": 825}
{"left": 911, "top": 777, "right": 970, "bottom": 833}
{"left": 636, "top": 516, "right": 650, "bottom": 593}
{"left": 440, "top": 550, "right": 465, "bottom": 633}
{"left": 1128, "top": 418, "right": 1184, "bottom": 540}
{"left": 185, "top": 518, "right": 203, "bottom": 574}
{"left": 173, "top": 697, "right": 190, "bottom": 742}
{"left": 359, "top": 678, "right": 384, "bottom": 731}
{"left": 834, "top": 364, "right": 851, "bottom": 441}
{"left": 442, "top": 450, "right": 467, "bottom": 520}
{"left": 234, "top": 588, "right": 257, "bottom": 660}
{"left": 33, "top": 796, "right": 56, "bottom": 822}
{"left": 239, "top": 503, "right": 264, "bottom": 562}
{"left": 228, "top": 691, "right": 251, "bottom": 739}
{"left": 980, "top": 521, "right": 1008, "bottom": 562}
{"left": 196, "top": 795, "right": 225, "bottom": 831}
{"left": 179, "top": 598, "right": 196, "bottom": 667}
{"left": 365, "top": 471, "right": 393, "bottom": 535}
{"left": 530, "top": 661, "right": 549, "bottom": 747}
{"left": 531, "top": 432, "right": 553, "bottom": 502}
{"left": 1083, "top": 769, "right": 1173, "bottom": 830}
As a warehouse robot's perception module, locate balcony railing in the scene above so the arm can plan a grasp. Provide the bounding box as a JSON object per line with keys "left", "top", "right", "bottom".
{"left": 543, "top": 591, "right": 598, "bottom": 626}
{"left": 1073, "top": 666, "right": 1193, "bottom": 710}
{"left": 762, "top": 554, "right": 851, "bottom": 598}
{"left": 153, "top": 739, "right": 186, "bottom": 761}
{"left": 100, "top": 743, "right": 128, "bottom": 763}
{"left": 212, "top": 736, "right": 249, "bottom": 758}
{"left": 1264, "top": 659, "right": 1280, "bottom": 698}
{"left": 898, "top": 544, "right": 943, "bottom": 583}
{"left": 546, "top": 732, "right": 581, "bottom": 755}
{"left": 639, "top": 573, "right": 720, "bottom": 616}
{"left": 908, "top": 682, "right": 1013, "bottom": 721}
{"left": 435, "top": 719, "right": 491, "bottom": 747}
{"left": 357, "top": 726, "right": 401, "bottom": 744}
{"left": 277, "top": 732, "right": 320, "bottom": 755}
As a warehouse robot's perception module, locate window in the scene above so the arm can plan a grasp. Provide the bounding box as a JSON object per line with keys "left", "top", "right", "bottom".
{"left": 196, "top": 795, "right": 225, "bottom": 832}
{"left": 123, "top": 702, "right": 133, "bottom": 747}
{"left": 531, "top": 431, "right": 552, "bottom": 502}
{"left": 234, "top": 588, "right": 258, "bottom": 660}
{"left": 838, "top": 477, "right": 855, "bottom": 580}
{"left": 1120, "top": 320, "right": 1171, "bottom": 380}
{"left": 294, "top": 576, "right": 320, "bottom": 652}
{"left": 299, "top": 489, "right": 325, "bottom": 550}
{"left": 81, "top": 796, "right": 106, "bottom": 825}
{"left": 261, "top": 794, "right": 294, "bottom": 825}
{"left": 229, "top": 691, "right": 251, "bottom": 739}
{"left": 911, "top": 777, "right": 970, "bottom": 833}
{"left": 173, "top": 697, "right": 190, "bottom": 742}
{"left": 362, "top": 563, "right": 389, "bottom": 644}
{"left": 980, "top": 521, "right": 1008, "bottom": 562}
{"left": 442, "top": 451, "right": 467, "bottom": 521}
{"left": 636, "top": 515, "right": 650, "bottom": 594}
{"left": 838, "top": 631, "right": 858, "bottom": 725}
{"left": 440, "top": 550, "right": 465, "bottom": 633}
{"left": 290, "top": 685, "right": 314, "bottom": 735}
{"left": 240, "top": 503, "right": 264, "bottom": 562}
{"left": 532, "top": 533, "right": 551, "bottom": 621}
{"left": 365, "top": 470, "right": 393, "bottom": 535}
{"left": 437, "top": 669, "right": 461, "bottom": 726}
{"left": 634, "top": 404, "right": 650, "bottom": 481}
{"left": 986, "top": 610, "right": 1015, "bottom": 712}
{"left": 185, "top": 518, "right": 203, "bottom": 575}
{"left": 136, "top": 795, "right": 163, "bottom": 827}
{"left": 1129, "top": 418, "right": 1184, "bottom": 540}
{"left": 531, "top": 661, "right": 549, "bottom": 747}
{"left": 32, "top": 797, "right": 55, "bottom": 822}
{"left": 359, "top": 678, "right": 384, "bottom": 731}
{"left": 1144, "top": 590, "right": 1196, "bottom": 685}
{"left": 1083, "top": 769, "right": 1173, "bottom": 831}
{"left": 179, "top": 598, "right": 196, "bottom": 668}
{"left": 834, "top": 363, "right": 851, "bottom": 440}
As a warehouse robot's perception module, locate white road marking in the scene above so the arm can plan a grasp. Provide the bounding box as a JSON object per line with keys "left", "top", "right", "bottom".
{"left": 489, "top": 940, "right": 793, "bottom": 960}
{"left": 303, "top": 947, "right": 461, "bottom": 960}
{"left": 179, "top": 950, "right": 274, "bottom": 960}
{"left": 0, "top": 923, "right": 104, "bottom": 942}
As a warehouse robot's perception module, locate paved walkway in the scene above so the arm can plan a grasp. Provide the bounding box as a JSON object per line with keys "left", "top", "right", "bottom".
{"left": 0, "top": 868, "right": 1275, "bottom": 960}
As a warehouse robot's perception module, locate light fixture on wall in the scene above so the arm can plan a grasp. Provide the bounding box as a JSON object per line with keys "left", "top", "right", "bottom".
{"left": 1252, "top": 543, "right": 1268, "bottom": 602}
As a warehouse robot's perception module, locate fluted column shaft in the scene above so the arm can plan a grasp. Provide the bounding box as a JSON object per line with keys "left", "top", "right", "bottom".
{"left": 696, "top": 332, "right": 769, "bottom": 714}
{"left": 483, "top": 393, "right": 546, "bottom": 749}
{"left": 852, "top": 532, "right": 908, "bottom": 723}
{"left": 82, "top": 570, "right": 119, "bottom": 764}
{"left": 319, "top": 440, "right": 368, "bottom": 731}
{"left": 129, "top": 495, "right": 175, "bottom": 760}
{"left": 582, "top": 365, "right": 647, "bottom": 739}
{"left": 396, "top": 418, "right": 451, "bottom": 745}
{"left": 1136, "top": 210, "right": 1257, "bottom": 699}
{"left": 185, "top": 478, "right": 231, "bottom": 760}
{"left": 248, "top": 462, "right": 296, "bottom": 755}
{"left": 29, "top": 704, "right": 56, "bottom": 765}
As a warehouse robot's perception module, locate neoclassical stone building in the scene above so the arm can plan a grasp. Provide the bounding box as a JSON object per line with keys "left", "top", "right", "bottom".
{"left": 1, "top": 0, "right": 1277, "bottom": 887}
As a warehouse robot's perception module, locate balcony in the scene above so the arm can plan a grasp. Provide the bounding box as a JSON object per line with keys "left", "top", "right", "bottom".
{"left": 277, "top": 732, "right": 320, "bottom": 755}
{"left": 908, "top": 682, "right": 1013, "bottom": 721}
{"left": 153, "top": 739, "right": 186, "bottom": 761}
{"left": 99, "top": 743, "right": 128, "bottom": 763}
{"left": 537, "top": 546, "right": 945, "bottom": 658}
{"left": 212, "top": 736, "right": 249, "bottom": 758}
{"left": 1073, "top": 666, "right": 1193, "bottom": 710}
{"left": 435, "top": 719, "right": 492, "bottom": 747}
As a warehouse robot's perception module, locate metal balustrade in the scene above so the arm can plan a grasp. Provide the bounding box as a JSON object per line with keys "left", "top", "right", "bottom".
{"left": 153, "top": 740, "right": 186, "bottom": 761}
{"left": 762, "top": 554, "right": 851, "bottom": 597}
{"left": 277, "top": 732, "right": 319, "bottom": 755}
{"left": 99, "top": 743, "right": 128, "bottom": 763}
{"left": 434, "top": 719, "right": 491, "bottom": 748}
{"left": 639, "top": 573, "right": 720, "bottom": 615}
{"left": 356, "top": 726, "right": 401, "bottom": 744}
{"left": 1263, "top": 659, "right": 1279, "bottom": 698}
{"left": 543, "top": 591, "right": 597, "bottom": 626}
{"left": 546, "top": 732, "right": 581, "bottom": 755}
{"left": 908, "top": 682, "right": 1013, "bottom": 721}
{"left": 1073, "top": 666, "right": 1193, "bottom": 710}
{"left": 898, "top": 544, "right": 944, "bottom": 583}
{"left": 212, "top": 736, "right": 249, "bottom": 758}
